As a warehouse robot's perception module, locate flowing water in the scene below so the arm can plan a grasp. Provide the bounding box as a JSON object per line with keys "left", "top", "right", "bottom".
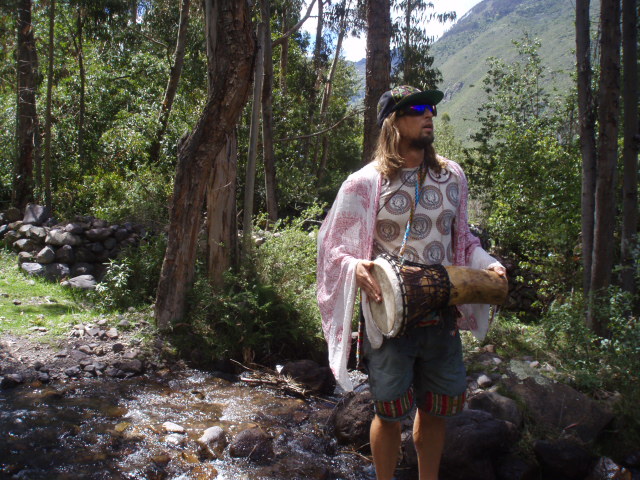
{"left": 0, "top": 369, "right": 372, "bottom": 479}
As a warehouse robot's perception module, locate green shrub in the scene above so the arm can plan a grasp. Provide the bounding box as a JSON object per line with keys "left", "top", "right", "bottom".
{"left": 91, "top": 234, "right": 167, "bottom": 311}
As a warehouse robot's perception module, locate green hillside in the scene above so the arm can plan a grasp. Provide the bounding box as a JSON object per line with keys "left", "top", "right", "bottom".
{"left": 431, "top": 0, "right": 597, "bottom": 143}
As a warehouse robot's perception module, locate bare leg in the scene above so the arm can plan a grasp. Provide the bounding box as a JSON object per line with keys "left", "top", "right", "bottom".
{"left": 413, "top": 408, "right": 446, "bottom": 480}
{"left": 370, "top": 414, "right": 402, "bottom": 480}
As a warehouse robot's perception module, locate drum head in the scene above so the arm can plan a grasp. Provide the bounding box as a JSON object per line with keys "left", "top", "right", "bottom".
{"left": 368, "top": 258, "right": 403, "bottom": 337}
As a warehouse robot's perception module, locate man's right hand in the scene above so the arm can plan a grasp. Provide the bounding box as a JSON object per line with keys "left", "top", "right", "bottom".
{"left": 356, "top": 260, "right": 383, "bottom": 303}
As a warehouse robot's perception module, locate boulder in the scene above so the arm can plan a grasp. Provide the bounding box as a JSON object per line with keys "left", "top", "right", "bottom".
{"left": 13, "top": 238, "right": 38, "bottom": 252}
{"left": 503, "top": 360, "right": 613, "bottom": 443}
{"left": 440, "top": 409, "right": 520, "bottom": 480}
{"left": 467, "top": 391, "right": 523, "bottom": 427}
{"left": 534, "top": 439, "right": 596, "bottom": 480}
{"left": 2, "top": 230, "right": 20, "bottom": 246}
{"left": 44, "top": 263, "right": 70, "bottom": 281}
{"left": 332, "top": 391, "right": 374, "bottom": 446}
{"left": 0, "top": 224, "right": 9, "bottom": 239}
{"left": 22, "top": 203, "right": 50, "bottom": 225}
{"left": 74, "top": 247, "right": 96, "bottom": 263}
{"left": 280, "top": 359, "right": 336, "bottom": 395}
{"left": 35, "top": 246, "right": 56, "bottom": 264}
{"left": 55, "top": 245, "right": 75, "bottom": 264}
{"left": 65, "top": 275, "right": 97, "bottom": 290}
{"left": 86, "top": 227, "right": 112, "bottom": 241}
{"left": 197, "top": 426, "right": 228, "bottom": 457}
{"left": 71, "top": 262, "right": 94, "bottom": 277}
{"left": 18, "top": 251, "right": 34, "bottom": 263}
{"left": 4, "top": 206, "right": 21, "bottom": 223}
{"left": 46, "top": 229, "right": 82, "bottom": 247}
{"left": 229, "top": 427, "right": 274, "bottom": 463}
{"left": 25, "top": 225, "right": 47, "bottom": 242}
{"left": 21, "top": 262, "right": 45, "bottom": 276}
{"left": 64, "top": 222, "right": 87, "bottom": 234}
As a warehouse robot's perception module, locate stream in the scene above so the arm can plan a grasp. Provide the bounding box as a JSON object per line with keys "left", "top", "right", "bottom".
{"left": 0, "top": 368, "right": 373, "bottom": 479}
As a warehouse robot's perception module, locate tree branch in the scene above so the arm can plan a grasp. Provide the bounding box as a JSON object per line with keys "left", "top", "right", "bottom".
{"left": 274, "top": 107, "right": 364, "bottom": 142}
{"left": 272, "top": 0, "right": 317, "bottom": 48}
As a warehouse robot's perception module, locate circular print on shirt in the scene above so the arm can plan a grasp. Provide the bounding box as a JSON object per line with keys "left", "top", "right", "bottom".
{"left": 376, "top": 219, "right": 401, "bottom": 242}
{"left": 446, "top": 182, "right": 459, "bottom": 208}
{"left": 385, "top": 190, "right": 412, "bottom": 215}
{"left": 436, "top": 210, "right": 455, "bottom": 235}
{"left": 446, "top": 243, "right": 453, "bottom": 264}
{"left": 409, "top": 214, "right": 432, "bottom": 240}
{"left": 424, "top": 241, "right": 445, "bottom": 265}
{"left": 419, "top": 186, "right": 443, "bottom": 210}
{"left": 400, "top": 168, "right": 420, "bottom": 187}
{"left": 428, "top": 168, "right": 451, "bottom": 184}
{"left": 392, "top": 245, "right": 419, "bottom": 263}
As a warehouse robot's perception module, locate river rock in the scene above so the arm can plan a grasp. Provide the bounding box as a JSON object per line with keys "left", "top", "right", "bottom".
{"left": 280, "top": 359, "right": 336, "bottom": 395}
{"left": 46, "top": 230, "right": 82, "bottom": 247}
{"left": 440, "top": 409, "right": 520, "bottom": 480}
{"left": 115, "top": 359, "right": 143, "bottom": 374}
{"left": 229, "top": 427, "right": 273, "bottom": 462}
{"left": 503, "top": 360, "right": 613, "bottom": 442}
{"left": 21, "top": 262, "right": 45, "bottom": 276}
{"left": 1, "top": 374, "right": 24, "bottom": 389}
{"left": 162, "top": 421, "right": 186, "bottom": 434}
{"left": 44, "top": 263, "right": 70, "bottom": 281}
{"left": 64, "top": 366, "right": 82, "bottom": 377}
{"left": 534, "top": 439, "right": 596, "bottom": 479}
{"left": 0, "top": 224, "right": 9, "bottom": 239}
{"left": 36, "top": 246, "right": 56, "bottom": 264}
{"left": 55, "top": 245, "right": 75, "bottom": 264}
{"left": 164, "top": 433, "right": 185, "bottom": 446}
{"left": 23, "top": 203, "right": 50, "bottom": 225}
{"left": 105, "top": 328, "right": 119, "bottom": 339}
{"left": 197, "top": 426, "right": 228, "bottom": 457}
{"left": 467, "top": 391, "right": 523, "bottom": 427}
{"left": 332, "top": 390, "right": 374, "bottom": 446}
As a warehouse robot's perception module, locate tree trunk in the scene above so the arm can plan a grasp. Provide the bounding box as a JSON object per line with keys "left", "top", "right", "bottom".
{"left": 303, "top": 0, "right": 324, "bottom": 163}
{"left": 14, "top": 0, "right": 38, "bottom": 210}
{"left": 279, "top": 5, "right": 288, "bottom": 94}
{"left": 76, "top": 5, "right": 86, "bottom": 169}
{"left": 403, "top": 0, "right": 412, "bottom": 82}
{"left": 261, "top": 0, "right": 278, "bottom": 222}
{"left": 207, "top": 131, "right": 238, "bottom": 288}
{"left": 362, "top": 0, "right": 391, "bottom": 164}
{"left": 130, "top": 0, "right": 137, "bottom": 25}
{"left": 155, "top": 0, "right": 255, "bottom": 330}
{"left": 620, "top": 0, "right": 638, "bottom": 298}
{"left": 149, "top": 0, "right": 191, "bottom": 164}
{"left": 317, "top": 0, "right": 349, "bottom": 179}
{"left": 576, "top": 0, "right": 597, "bottom": 297}
{"left": 44, "top": 0, "right": 55, "bottom": 210}
{"left": 242, "top": 21, "right": 265, "bottom": 248}
{"left": 589, "top": 0, "right": 621, "bottom": 336}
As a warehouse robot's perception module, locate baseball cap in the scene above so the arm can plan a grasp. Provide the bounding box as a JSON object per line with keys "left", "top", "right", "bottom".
{"left": 377, "top": 85, "right": 444, "bottom": 127}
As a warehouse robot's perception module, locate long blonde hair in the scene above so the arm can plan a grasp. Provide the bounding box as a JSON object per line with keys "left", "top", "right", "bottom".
{"left": 373, "top": 112, "right": 444, "bottom": 179}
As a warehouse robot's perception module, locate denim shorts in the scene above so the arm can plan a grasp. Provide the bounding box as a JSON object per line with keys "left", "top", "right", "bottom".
{"left": 362, "top": 317, "right": 467, "bottom": 421}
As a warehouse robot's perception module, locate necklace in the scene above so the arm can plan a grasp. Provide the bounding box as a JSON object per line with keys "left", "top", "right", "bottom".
{"left": 398, "top": 163, "right": 427, "bottom": 261}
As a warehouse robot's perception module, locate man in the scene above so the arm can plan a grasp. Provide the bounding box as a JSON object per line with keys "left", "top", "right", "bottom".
{"left": 317, "top": 85, "right": 506, "bottom": 480}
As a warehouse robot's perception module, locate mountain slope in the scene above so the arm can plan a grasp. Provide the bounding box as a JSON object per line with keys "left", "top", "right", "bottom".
{"left": 431, "top": 0, "right": 597, "bottom": 142}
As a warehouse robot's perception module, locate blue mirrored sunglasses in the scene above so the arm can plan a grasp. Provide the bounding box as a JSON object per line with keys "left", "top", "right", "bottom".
{"left": 405, "top": 104, "right": 437, "bottom": 116}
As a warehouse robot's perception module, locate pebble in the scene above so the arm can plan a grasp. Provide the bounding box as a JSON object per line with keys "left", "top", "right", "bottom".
{"left": 55, "top": 349, "right": 68, "bottom": 358}
{"left": 13, "top": 300, "right": 22, "bottom": 305}
{"left": 529, "top": 360, "right": 540, "bottom": 368}
{"left": 64, "top": 366, "right": 82, "bottom": 377}
{"left": 97, "top": 319, "right": 108, "bottom": 326}
{"left": 164, "top": 434, "right": 185, "bottom": 446}
{"left": 113, "top": 343, "right": 125, "bottom": 353}
{"left": 78, "top": 345, "right": 93, "bottom": 355}
{"left": 106, "top": 328, "right": 119, "bottom": 339}
{"left": 477, "top": 374, "right": 493, "bottom": 388}
{"left": 123, "top": 350, "right": 139, "bottom": 359}
{"left": 1, "top": 374, "right": 24, "bottom": 389}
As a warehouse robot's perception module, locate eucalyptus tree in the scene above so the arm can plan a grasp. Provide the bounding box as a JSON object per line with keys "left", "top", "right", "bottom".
{"left": 155, "top": 0, "right": 254, "bottom": 330}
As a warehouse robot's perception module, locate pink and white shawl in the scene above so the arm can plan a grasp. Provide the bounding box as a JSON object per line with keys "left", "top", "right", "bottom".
{"left": 316, "top": 158, "right": 501, "bottom": 391}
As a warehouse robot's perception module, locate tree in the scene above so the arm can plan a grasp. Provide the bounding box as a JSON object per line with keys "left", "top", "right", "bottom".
{"left": 43, "top": 0, "right": 55, "bottom": 210}
{"left": 149, "top": 0, "right": 191, "bottom": 164}
{"left": 155, "top": 0, "right": 255, "bottom": 330}
{"left": 391, "top": 0, "right": 455, "bottom": 90}
{"left": 620, "top": 0, "right": 638, "bottom": 297}
{"left": 14, "top": 0, "right": 38, "bottom": 210}
{"left": 362, "top": 0, "right": 390, "bottom": 164}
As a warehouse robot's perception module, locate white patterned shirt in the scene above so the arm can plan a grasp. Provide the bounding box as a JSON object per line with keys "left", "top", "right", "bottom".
{"left": 373, "top": 165, "right": 460, "bottom": 266}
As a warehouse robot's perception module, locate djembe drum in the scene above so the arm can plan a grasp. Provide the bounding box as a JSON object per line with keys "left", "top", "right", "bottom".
{"left": 367, "top": 253, "right": 508, "bottom": 338}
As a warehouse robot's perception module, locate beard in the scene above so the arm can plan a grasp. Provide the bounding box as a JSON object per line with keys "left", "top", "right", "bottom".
{"left": 409, "top": 132, "right": 435, "bottom": 149}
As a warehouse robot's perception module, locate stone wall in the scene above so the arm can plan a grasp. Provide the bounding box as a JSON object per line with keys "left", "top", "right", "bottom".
{"left": 0, "top": 204, "right": 145, "bottom": 289}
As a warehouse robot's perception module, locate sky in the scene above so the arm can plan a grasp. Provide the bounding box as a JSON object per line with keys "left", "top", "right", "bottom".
{"left": 300, "top": 0, "right": 483, "bottom": 62}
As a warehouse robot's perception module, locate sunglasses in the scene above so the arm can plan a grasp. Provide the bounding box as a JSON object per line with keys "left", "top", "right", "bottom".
{"left": 400, "top": 104, "right": 437, "bottom": 117}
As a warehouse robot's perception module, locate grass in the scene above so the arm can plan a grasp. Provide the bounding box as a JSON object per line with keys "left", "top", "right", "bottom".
{"left": 0, "top": 249, "right": 123, "bottom": 340}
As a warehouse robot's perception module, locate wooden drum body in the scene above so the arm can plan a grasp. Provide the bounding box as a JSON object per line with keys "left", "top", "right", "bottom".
{"left": 367, "top": 254, "right": 508, "bottom": 338}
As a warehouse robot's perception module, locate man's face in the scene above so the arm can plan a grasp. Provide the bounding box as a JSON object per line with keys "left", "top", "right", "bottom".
{"left": 395, "top": 104, "right": 436, "bottom": 148}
